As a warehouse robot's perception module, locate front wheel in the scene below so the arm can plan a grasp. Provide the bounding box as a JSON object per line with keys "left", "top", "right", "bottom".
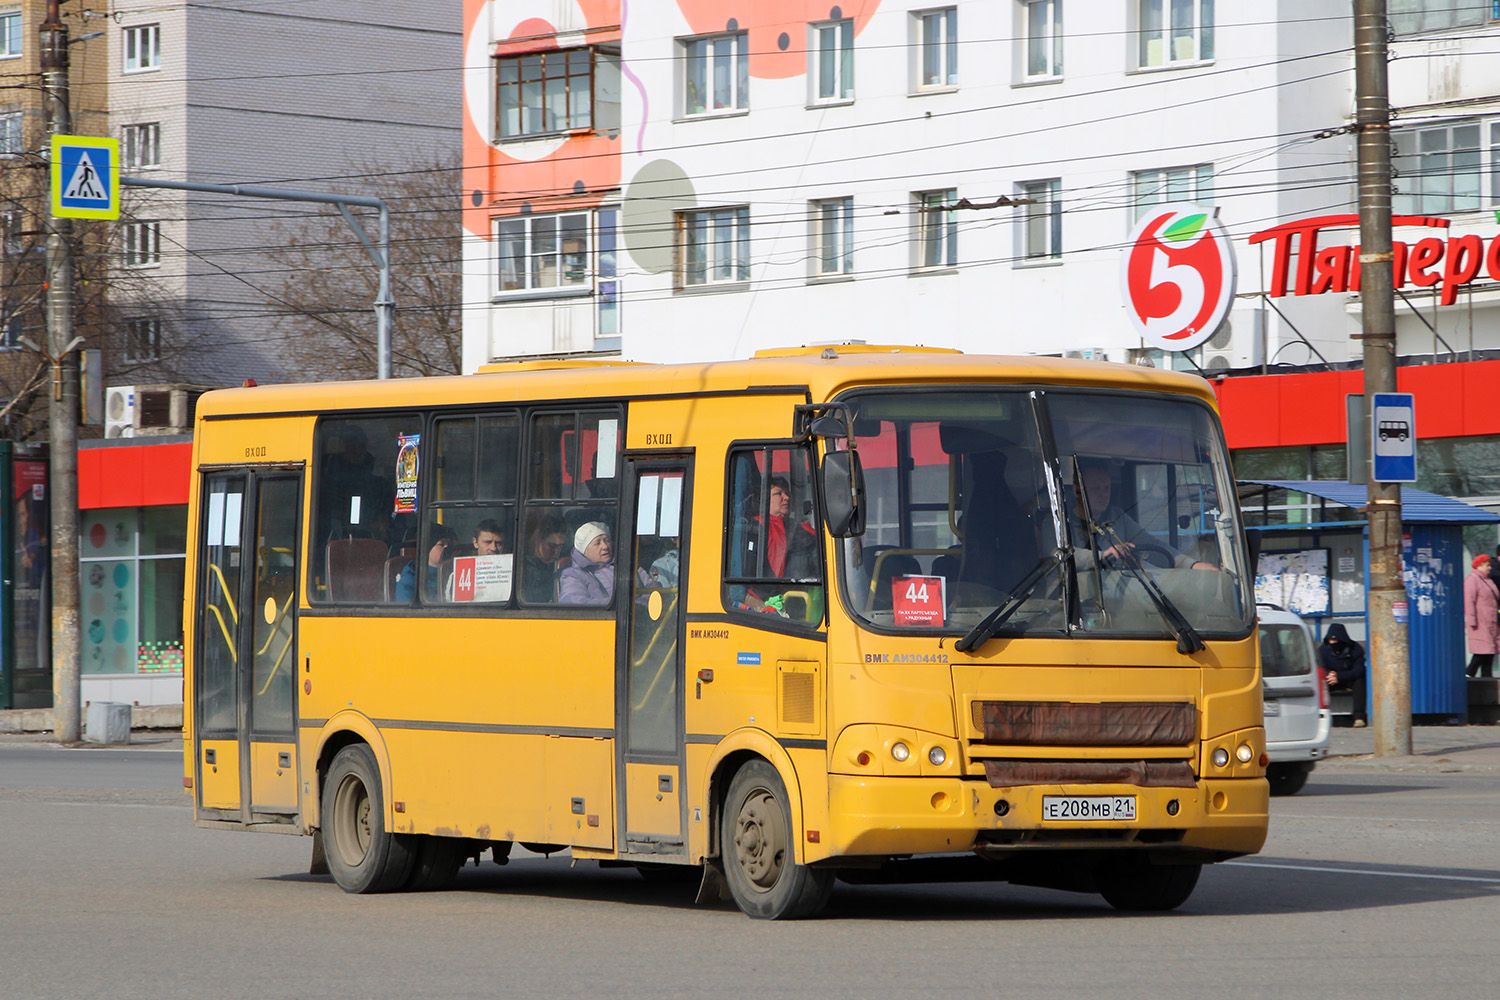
{"left": 322, "top": 744, "right": 415, "bottom": 894}
{"left": 722, "top": 760, "right": 833, "bottom": 919}
{"left": 1096, "top": 855, "right": 1201, "bottom": 912}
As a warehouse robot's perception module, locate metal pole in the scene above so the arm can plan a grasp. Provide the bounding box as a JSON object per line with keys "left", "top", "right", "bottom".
{"left": 40, "top": 0, "right": 80, "bottom": 741}
{"left": 120, "top": 177, "right": 394, "bottom": 379}
{"left": 1354, "top": 0, "right": 1411, "bottom": 755}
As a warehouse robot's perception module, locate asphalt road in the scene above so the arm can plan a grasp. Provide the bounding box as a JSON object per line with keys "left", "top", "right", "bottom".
{"left": 2, "top": 741, "right": 1496, "bottom": 1000}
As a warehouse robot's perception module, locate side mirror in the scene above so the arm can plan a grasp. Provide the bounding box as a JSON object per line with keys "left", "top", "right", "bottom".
{"left": 820, "top": 449, "right": 866, "bottom": 538}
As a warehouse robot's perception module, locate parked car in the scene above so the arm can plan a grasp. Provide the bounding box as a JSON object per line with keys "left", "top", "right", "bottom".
{"left": 1257, "top": 606, "right": 1331, "bottom": 795}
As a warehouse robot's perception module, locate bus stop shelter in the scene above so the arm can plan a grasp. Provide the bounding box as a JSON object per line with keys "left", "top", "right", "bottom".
{"left": 1238, "top": 480, "right": 1500, "bottom": 722}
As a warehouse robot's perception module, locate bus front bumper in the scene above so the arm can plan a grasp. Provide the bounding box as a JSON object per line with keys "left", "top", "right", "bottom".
{"left": 823, "top": 773, "right": 1268, "bottom": 860}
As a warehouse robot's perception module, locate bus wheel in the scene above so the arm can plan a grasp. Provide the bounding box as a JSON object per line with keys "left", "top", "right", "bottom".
{"left": 1096, "top": 856, "right": 1201, "bottom": 912}
{"left": 722, "top": 760, "right": 833, "bottom": 919}
{"left": 322, "top": 744, "right": 415, "bottom": 894}
{"left": 403, "top": 836, "right": 466, "bottom": 891}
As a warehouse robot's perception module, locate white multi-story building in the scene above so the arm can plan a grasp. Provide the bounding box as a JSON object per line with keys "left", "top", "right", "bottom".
{"left": 460, "top": 2, "right": 1500, "bottom": 374}
{"left": 108, "top": 1, "right": 460, "bottom": 385}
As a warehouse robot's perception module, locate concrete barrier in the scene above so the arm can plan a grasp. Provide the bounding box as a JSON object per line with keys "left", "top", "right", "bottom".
{"left": 85, "top": 702, "right": 132, "bottom": 744}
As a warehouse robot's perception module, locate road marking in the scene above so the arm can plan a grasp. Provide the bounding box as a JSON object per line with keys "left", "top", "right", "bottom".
{"left": 1227, "top": 860, "right": 1500, "bottom": 884}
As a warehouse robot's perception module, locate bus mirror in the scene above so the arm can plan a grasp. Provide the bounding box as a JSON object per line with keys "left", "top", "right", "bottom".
{"left": 809, "top": 413, "right": 848, "bottom": 439}
{"left": 821, "top": 450, "right": 866, "bottom": 538}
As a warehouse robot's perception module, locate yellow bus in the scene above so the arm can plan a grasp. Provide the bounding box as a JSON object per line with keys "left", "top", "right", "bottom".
{"left": 184, "top": 345, "right": 1266, "bottom": 919}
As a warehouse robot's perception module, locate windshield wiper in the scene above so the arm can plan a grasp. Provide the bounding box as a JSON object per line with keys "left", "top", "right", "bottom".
{"left": 955, "top": 551, "right": 1061, "bottom": 653}
{"left": 1093, "top": 521, "right": 1206, "bottom": 655}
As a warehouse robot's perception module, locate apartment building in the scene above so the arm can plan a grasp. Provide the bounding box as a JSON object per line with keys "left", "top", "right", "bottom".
{"left": 460, "top": 1, "right": 1381, "bottom": 373}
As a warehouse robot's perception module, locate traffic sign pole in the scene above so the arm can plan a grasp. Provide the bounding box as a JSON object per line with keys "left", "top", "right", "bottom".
{"left": 40, "top": 0, "right": 81, "bottom": 742}
{"left": 1354, "top": 0, "right": 1411, "bottom": 757}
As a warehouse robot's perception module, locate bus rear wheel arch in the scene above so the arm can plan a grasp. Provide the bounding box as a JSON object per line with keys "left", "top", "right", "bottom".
{"left": 721, "top": 759, "right": 833, "bottom": 919}
{"left": 322, "top": 743, "right": 415, "bottom": 893}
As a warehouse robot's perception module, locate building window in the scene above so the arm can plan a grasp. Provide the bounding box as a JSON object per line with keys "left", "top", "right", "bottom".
{"left": 683, "top": 32, "right": 748, "bottom": 116}
{"left": 1019, "top": 179, "right": 1061, "bottom": 261}
{"left": 812, "top": 197, "right": 855, "bottom": 277}
{"left": 1393, "top": 122, "right": 1485, "bottom": 216}
{"left": 1, "top": 311, "right": 23, "bottom": 350}
{"left": 914, "top": 7, "right": 958, "bottom": 90}
{"left": 495, "top": 46, "right": 620, "bottom": 140}
{"left": 1137, "top": 0, "right": 1212, "bottom": 68}
{"left": 81, "top": 507, "right": 188, "bottom": 676}
{"left": 123, "top": 222, "right": 161, "bottom": 268}
{"left": 1, "top": 207, "right": 22, "bottom": 256}
{"left": 915, "top": 189, "right": 957, "bottom": 270}
{"left": 1391, "top": 1, "right": 1496, "bottom": 35}
{"left": 1, "top": 6, "right": 21, "bottom": 60}
{"left": 1023, "top": 0, "right": 1063, "bottom": 80}
{"left": 122, "top": 123, "right": 160, "bottom": 169}
{"left": 496, "top": 212, "right": 591, "bottom": 294}
{"left": 123, "top": 24, "right": 160, "bottom": 73}
{"left": 1131, "top": 164, "right": 1214, "bottom": 220}
{"left": 811, "top": 19, "right": 854, "bottom": 104}
{"left": 124, "top": 318, "right": 161, "bottom": 362}
{"left": 679, "top": 206, "right": 750, "bottom": 287}
{"left": 0, "top": 110, "right": 21, "bottom": 156}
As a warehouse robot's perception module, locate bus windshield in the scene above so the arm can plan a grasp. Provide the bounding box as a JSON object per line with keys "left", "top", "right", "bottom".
{"left": 838, "top": 388, "right": 1251, "bottom": 639}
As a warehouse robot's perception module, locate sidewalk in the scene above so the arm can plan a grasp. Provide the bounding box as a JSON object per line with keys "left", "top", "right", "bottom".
{"left": 1320, "top": 724, "right": 1500, "bottom": 774}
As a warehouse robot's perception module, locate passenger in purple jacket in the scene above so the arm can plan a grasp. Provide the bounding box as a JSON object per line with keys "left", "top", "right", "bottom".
{"left": 558, "top": 521, "right": 615, "bottom": 606}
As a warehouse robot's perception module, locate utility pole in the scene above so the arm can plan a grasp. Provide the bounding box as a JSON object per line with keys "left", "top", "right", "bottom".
{"left": 1353, "top": 0, "right": 1411, "bottom": 756}
{"left": 40, "top": 0, "right": 81, "bottom": 741}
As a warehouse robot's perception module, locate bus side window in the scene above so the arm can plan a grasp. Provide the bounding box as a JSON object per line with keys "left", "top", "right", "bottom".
{"left": 722, "top": 445, "right": 823, "bottom": 624}
{"left": 420, "top": 413, "right": 520, "bottom": 604}
{"left": 312, "top": 417, "right": 417, "bottom": 603}
{"left": 520, "top": 409, "right": 621, "bottom": 607}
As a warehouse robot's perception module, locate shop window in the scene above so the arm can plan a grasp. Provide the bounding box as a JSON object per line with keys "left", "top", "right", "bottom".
{"left": 80, "top": 506, "right": 188, "bottom": 675}
{"left": 723, "top": 445, "right": 823, "bottom": 626}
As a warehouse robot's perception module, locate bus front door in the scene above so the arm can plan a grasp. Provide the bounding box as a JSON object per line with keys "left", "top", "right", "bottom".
{"left": 194, "top": 471, "right": 302, "bottom": 826}
{"left": 616, "top": 459, "right": 690, "bottom": 861}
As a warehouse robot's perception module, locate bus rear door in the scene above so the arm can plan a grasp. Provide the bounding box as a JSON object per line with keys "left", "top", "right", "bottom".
{"left": 194, "top": 470, "right": 302, "bottom": 826}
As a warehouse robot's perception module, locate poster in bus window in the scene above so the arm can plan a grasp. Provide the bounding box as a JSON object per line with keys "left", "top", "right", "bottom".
{"left": 394, "top": 433, "right": 419, "bottom": 514}
{"left": 892, "top": 575, "right": 945, "bottom": 626}
{"left": 450, "top": 554, "right": 512, "bottom": 603}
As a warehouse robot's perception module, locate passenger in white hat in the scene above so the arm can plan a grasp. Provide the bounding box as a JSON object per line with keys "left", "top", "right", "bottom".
{"left": 558, "top": 521, "right": 614, "bottom": 605}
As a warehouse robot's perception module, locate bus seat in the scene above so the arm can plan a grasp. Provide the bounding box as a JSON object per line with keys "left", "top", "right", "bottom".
{"left": 872, "top": 553, "right": 921, "bottom": 610}
{"left": 931, "top": 550, "right": 960, "bottom": 582}
{"left": 326, "top": 538, "right": 387, "bottom": 602}
{"left": 384, "top": 556, "right": 413, "bottom": 602}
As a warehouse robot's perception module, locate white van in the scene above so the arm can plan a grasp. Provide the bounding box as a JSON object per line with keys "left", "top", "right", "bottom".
{"left": 1257, "top": 606, "right": 1332, "bottom": 795}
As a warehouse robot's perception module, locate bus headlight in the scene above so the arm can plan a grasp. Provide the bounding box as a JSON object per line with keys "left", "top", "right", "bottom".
{"left": 1212, "top": 748, "right": 1230, "bottom": 768}
{"left": 891, "top": 742, "right": 911, "bottom": 762}
{"left": 1236, "top": 743, "right": 1254, "bottom": 764}
{"left": 928, "top": 746, "right": 946, "bottom": 766}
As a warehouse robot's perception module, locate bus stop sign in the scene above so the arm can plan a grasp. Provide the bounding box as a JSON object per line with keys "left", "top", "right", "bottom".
{"left": 1371, "top": 392, "right": 1416, "bottom": 483}
{"left": 51, "top": 135, "right": 120, "bottom": 220}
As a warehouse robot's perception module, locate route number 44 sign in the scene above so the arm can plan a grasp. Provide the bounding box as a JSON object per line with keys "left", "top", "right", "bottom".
{"left": 892, "top": 575, "right": 946, "bottom": 627}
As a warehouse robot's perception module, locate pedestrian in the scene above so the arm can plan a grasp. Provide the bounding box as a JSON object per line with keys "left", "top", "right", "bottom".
{"left": 1320, "top": 623, "right": 1368, "bottom": 727}
{"left": 1465, "top": 554, "right": 1498, "bottom": 678}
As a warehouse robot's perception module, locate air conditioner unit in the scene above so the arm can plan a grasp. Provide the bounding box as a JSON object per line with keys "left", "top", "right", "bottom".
{"left": 1198, "top": 307, "right": 1265, "bottom": 373}
{"left": 105, "top": 386, "right": 136, "bottom": 439}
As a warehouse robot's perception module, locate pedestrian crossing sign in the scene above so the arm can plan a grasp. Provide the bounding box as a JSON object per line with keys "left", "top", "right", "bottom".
{"left": 51, "top": 135, "right": 120, "bottom": 220}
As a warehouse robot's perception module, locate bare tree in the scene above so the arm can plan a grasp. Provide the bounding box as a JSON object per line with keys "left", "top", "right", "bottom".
{"left": 261, "top": 157, "right": 463, "bottom": 381}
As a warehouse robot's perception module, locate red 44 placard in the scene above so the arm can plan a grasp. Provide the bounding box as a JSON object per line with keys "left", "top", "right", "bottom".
{"left": 892, "top": 575, "right": 946, "bottom": 627}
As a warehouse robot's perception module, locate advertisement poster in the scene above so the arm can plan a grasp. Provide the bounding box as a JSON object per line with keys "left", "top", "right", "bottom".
{"left": 1254, "top": 549, "right": 1331, "bottom": 617}
{"left": 394, "top": 433, "right": 419, "bottom": 514}
{"left": 892, "top": 575, "right": 946, "bottom": 627}
{"left": 10, "top": 459, "right": 50, "bottom": 706}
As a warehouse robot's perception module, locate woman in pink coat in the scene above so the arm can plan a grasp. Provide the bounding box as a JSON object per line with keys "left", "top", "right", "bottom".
{"left": 1464, "top": 554, "right": 1498, "bottom": 677}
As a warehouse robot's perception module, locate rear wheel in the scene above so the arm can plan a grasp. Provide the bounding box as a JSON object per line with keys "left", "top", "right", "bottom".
{"left": 404, "top": 835, "right": 467, "bottom": 891}
{"left": 322, "top": 744, "right": 414, "bottom": 894}
{"left": 1267, "top": 762, "right": 1312, "bottom": 797}
{"left": 722, "top": 760, "right": 833, "bottom": 919}
{"left": 1096, "top": 855, "right": 1201, "bottom": 912}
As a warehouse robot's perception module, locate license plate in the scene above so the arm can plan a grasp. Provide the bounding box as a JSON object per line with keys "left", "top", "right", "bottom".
{"left": 1263, "top": 700, "right": 1281, "bottom": 717}
{"left": 1041, "top": 795, "right": 1137, "bottom": 821}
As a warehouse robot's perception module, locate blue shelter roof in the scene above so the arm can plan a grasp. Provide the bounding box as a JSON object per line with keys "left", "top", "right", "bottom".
{"left": 1238, "top": 480, "right": 1500, "bottom": 525}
